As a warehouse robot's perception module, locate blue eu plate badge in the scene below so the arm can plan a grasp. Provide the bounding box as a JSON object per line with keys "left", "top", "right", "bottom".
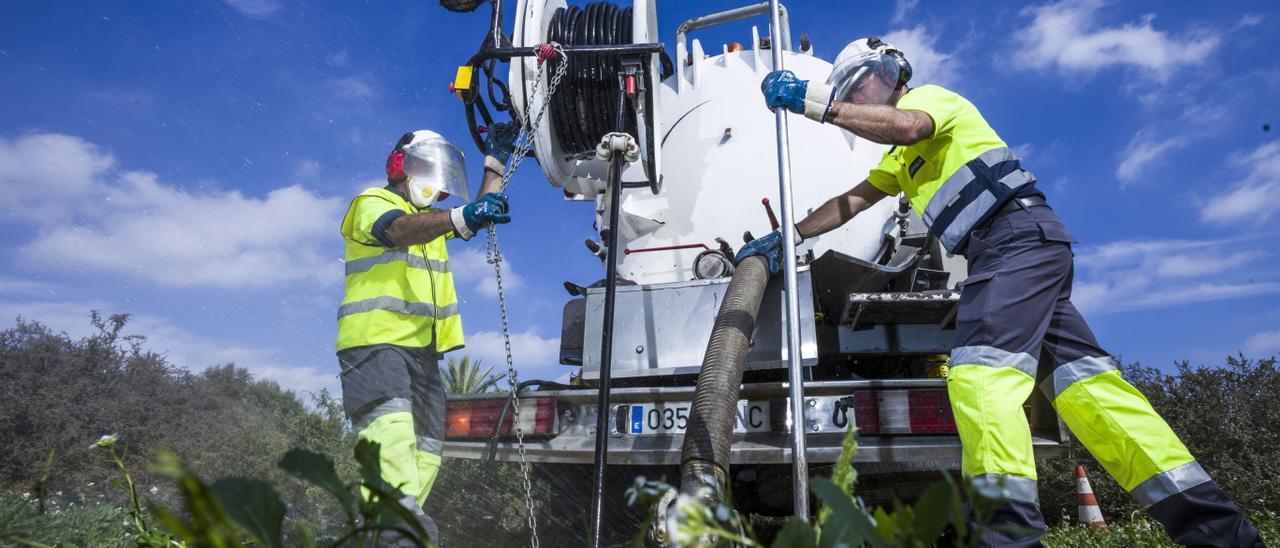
{"left": 630, "top": 405, "right": 643, "bottom": 434}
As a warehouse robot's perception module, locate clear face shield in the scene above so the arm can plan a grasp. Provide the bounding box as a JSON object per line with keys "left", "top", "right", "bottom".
{"left": 829, "top": 51, "right": 901, "bottom": 105}
{"left": 402, "top": 138, "right": 470, "bottom": 208}
{"left": 827, "top": 52, "right": 902, "bottom": 147}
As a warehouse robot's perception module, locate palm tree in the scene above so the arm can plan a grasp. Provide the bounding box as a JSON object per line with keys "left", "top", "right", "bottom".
{"left": 440, "top": 356, "right": 502, "bottom": 394}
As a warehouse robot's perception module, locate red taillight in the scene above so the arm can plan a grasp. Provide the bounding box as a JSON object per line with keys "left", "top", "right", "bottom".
{"left": 445, "top": 397, "right": 557, "bottom": 439}
{"left": 848, "top": 389, "right": 956, "bottom": 434}
{"left": 906, "top": 389, "right": 957, "bottom": 433}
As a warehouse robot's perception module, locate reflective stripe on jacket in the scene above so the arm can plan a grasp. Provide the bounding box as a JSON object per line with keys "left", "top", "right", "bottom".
{"left": 336, "top": 187, "right": 464, "bottom": 352}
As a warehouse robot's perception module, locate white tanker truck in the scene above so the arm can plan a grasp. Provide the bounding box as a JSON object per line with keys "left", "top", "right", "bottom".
{"left": 437, "top": 0, "right": 1067, "bottom": 541}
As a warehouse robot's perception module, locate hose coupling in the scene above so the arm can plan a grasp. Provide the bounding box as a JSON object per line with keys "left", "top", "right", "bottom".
{"left": 595, "top": 132, "right": 641, "bottom": 163}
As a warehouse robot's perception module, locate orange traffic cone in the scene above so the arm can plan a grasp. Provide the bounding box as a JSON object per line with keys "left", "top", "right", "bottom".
{"left": 1076, "top": 465, "right": 1107, "bottom": 529}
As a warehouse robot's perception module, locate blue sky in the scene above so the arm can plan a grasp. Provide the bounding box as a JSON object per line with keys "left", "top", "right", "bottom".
{"left": 1, "top": 0, "right": 1278, "bottom": 396}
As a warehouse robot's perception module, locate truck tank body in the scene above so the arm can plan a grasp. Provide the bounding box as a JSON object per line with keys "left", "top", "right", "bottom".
{"left": 616, "top": 41, "right": 896, "bottom": 284}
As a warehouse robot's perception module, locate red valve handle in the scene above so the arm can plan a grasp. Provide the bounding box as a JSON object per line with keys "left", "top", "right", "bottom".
{"left": 762, "top": 198, "right": 780, "bottom": 230}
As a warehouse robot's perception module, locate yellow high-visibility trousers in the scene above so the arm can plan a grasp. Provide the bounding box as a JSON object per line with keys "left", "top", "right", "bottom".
{"left": 949, "top": 203, "right": 1259, "bottom": 547}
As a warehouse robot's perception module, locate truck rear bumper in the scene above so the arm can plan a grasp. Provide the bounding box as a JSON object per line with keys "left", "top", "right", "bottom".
{"left": 444, "top": 379, "right": 1068, "bottom": 466}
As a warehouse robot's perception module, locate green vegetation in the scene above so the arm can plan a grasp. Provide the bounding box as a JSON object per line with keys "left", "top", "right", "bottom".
{"left": 627, "top": 425, "right": 1016, "bottom": 547}
{"left": 1042, "top": 511, "right": 1280, "bottom": 547}
{"left": 1, "top": 314, "right": 1277, "bottom": 546}
{"left": 441, "top": 356, "right": 502, "bottom": 395}
{"left": 0, "top": 314, "right": 438, "bottom": 546}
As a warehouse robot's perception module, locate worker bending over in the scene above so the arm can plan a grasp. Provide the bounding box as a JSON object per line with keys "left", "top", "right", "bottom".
{"left": 335, "top": 123, "right": 518, "bottom": 544}
{"left": 737, "top": 37, "right": 1261, "bottom": 547}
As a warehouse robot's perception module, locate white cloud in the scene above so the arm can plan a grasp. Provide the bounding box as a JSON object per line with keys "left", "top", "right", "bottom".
{"left": 1013, "top": 143, "right": 1036, "bottom": 162}
{"left": 1115, "top": 131, "right": 1188, "bottom": 186}
{"left": 460, "top": 329, "right": 561, "bottom": 381}
{"left": 1201, "top": 141, "right": 1280, "bottom": 224}
{"left": 1013, "top": 1, "right": 1218, "bottom": 80}
{"left": 450, "top": 247, "right": 523, "bottom": 297}
{"left": 1116, "top": 103, "right": 1232, "bottom": 187}
{"left": 0, "top": 133, "right": 114, "bottom": 222}
{"left": 1073, "top": 238, "right": 1280, "bottom": 314}
{"left": 884, "top": 25, "right": 958, "bottom": 88}
{"left": 330, "top": 77, "right": 375, "bottom": 100}
{"left": 0, "top": 299, "right": 337, "bottom": 395}
{"left": 1244, "top": 329, "right": 1280, "bottom": 357}
{"left": 223, "top": 0, "right": 281, "bottom": 18}
{"left": 0, "top": 133, "right": 343, "bottom": 289}
{"left": 890, "top": 0, "right": 919, "bottom": 25}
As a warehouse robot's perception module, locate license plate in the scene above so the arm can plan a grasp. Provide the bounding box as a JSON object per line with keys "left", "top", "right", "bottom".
{"left": 617, "top": 401, "right": 771, "bottom": 435}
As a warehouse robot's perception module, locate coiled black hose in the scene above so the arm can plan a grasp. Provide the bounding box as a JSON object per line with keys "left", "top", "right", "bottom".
{"left": 546, "top": 2, "right": 638, "bottom": 155}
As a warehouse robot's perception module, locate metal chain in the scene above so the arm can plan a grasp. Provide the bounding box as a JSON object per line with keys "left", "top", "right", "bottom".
{"left": 484, "top": 42, "right": 567, "bottom": 548}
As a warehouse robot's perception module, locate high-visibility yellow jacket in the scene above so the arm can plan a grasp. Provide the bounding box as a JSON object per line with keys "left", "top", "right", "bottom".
{"left": 866, "top": 85, "right": 1036, "bottom": 254}
{"left": 336, "top": 187, "right": 464, "bottom": 353}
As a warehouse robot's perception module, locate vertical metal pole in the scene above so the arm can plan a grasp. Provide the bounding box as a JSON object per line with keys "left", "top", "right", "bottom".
{"left": 767, "top": 0, "right": 810, "bottom": 520}
{"left": 589, "top": 69, "right": 632, "bottom": 548}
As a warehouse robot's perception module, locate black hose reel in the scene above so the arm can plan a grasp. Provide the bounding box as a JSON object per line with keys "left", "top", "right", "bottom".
{"left": 545, "top": 3, "right": 638, "bottom": 155}
{"left": 456, "top": 1, "right": 672, "bottom": 193}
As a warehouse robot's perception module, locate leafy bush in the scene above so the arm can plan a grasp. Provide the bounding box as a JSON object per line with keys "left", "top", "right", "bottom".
{"left": 0, "top": 314, "right": 539, "bottom": 545}
{"left": 5, "top": 435, "right": 439, "bottom": 547}
{"left": 0, "top": 314, "right": 358, "bottom": 534}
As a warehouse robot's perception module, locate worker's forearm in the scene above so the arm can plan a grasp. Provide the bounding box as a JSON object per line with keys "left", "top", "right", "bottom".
{"left": 826, "top": 102, "right": 931, "bottom": 146}
{"left": 796, "top": 181, "right": 889, "bottom": 239}
{"left": 386, "top": 210, "right": 456, "bottom": 247}
{"left": 478, "top": 167, "right": 504, "bottom": 196}
{"left": 798, "top": 195, "right": 867, "bottom": 239}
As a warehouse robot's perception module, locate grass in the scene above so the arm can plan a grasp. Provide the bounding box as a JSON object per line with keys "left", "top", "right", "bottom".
{"left": 0, "top": 491, "right": 138, "bottom": 548}
{"left": 1042, "top": 510, "right": 1280, "bottom": 547}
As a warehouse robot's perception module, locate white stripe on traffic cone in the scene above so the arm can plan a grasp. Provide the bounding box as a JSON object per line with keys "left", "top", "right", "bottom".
{"left": 1076, "top": 465, "right": 1107, "bottom": 529}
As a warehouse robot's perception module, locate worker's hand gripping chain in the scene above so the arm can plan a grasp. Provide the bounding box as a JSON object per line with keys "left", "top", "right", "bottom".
{"left": 483, "top": 42, "right": 566, "bottom": 548}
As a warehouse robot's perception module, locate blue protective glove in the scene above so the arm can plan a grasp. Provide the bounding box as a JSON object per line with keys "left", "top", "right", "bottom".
{"left": 761, "top": 70, "right": 808, "bottom": 114}
{"left": 761, "top": 70, "right": 835, "bottom": 122}
{"left": 733, "top": 230, "right": 785, "bottom": 275}
{"left": 484, "top": 122, "right": 520, "bottom": 167}
{"left": 462, "top": 192, "right": 511, "bottom": 231}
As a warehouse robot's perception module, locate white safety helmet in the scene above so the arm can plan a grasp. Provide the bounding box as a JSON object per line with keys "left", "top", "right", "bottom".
{"left": 827, "top": 36, "right": 912, "bottom": 106}
{"left": 385, "top": 129, "right": 470, "bottom": 209}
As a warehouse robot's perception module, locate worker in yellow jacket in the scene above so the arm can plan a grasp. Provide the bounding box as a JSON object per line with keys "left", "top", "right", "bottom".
{"left": 336, "top": 123, "right": 517, "bottom": 543}
{"left": 738, "top": 37, "right": 1262, "bottom": 547}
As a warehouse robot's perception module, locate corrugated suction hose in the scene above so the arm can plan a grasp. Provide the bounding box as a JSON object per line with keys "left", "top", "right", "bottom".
{"left": 679, "top": 254, "right": 771, "bottom": 504}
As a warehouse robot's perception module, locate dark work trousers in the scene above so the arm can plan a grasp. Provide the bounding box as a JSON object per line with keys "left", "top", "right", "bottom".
{"left": 949, "top": 203, "right": 1262, "bottom": 547}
